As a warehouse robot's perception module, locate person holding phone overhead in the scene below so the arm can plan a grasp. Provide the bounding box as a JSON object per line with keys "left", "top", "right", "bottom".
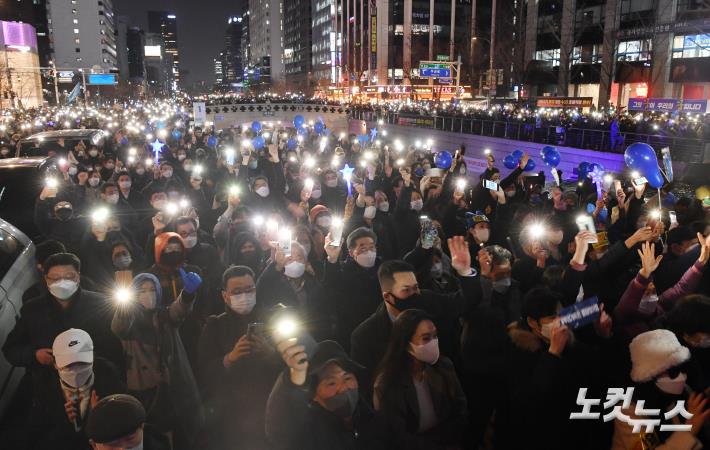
{"left": 198, "top": 266, "right": 282, "bottom": 450}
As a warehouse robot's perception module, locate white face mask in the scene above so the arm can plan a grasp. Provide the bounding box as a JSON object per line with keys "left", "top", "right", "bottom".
{"left": 410, "top": 199, "right": 423, "bottom": 211}
{"left": 256, "top": 186, "right": 270, "bottom": 198}
{"left": 136, "top": 168, "right": 146, "bottom": 175}
{"left": 89, "top": 150, "right": 99, "bottom": 157}
{"left": 106, "top": 193, "right": 119, "bottom": 205}
{"left": 88, "top": 177, "right": 100, "bottom": 187}
{"left": 378, "top": 201, "right": 389, "bottom": 212}
{"left": 119, "top": 181, "right": 132, "bottom": 190}
{"left": 68, "top": 166, "right": 78, "bottom": 176}
{"left": 655, "top": 372, "right": 687, "bottom": 395}
{"left": 311, "top": 189, "right": 322, "bottom": 200}
{"left": 284, "top": 261, "right": 306, "bottom": 279}
{"left": 183, "top": 235, "right": 198, "bottom": 249}
{"left": 409, "top": 338, "right": 440, "bottom": 365}
{"left": 162, "top": 169, "right": 173, "bottom": 179}
{"left": 355, "top": 250, "right": 377, "bottom": 268}
{"left": 473, "top": 228, "right": 490, "bottom": 243}
{"left": 59, "top": 363, "right": 93, "bottom": 388}
{"left": 548, "top": 230, "right": 564, "bottom": 245}
{"left": 325, "top": 179, "right": 338, "bottom": 188}
{"left": 363, "top": 205, "right": 377, "bottom": 219}
{"left": 49, "top": 279, "right": 79, "bottom": 301}
{"left": 229, "top": 292, "right": 256, "bottom": 315}
{"left": 638, "top": 294, "right": 659, "bottom": 315}
{"left": 138, "top": 291, "right": 157, "bottom": 310}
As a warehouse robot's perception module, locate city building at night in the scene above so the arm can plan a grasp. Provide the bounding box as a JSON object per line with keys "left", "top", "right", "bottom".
{"left": 283, "top": 0, "right": 312, "bottom": 92}
{"left": 147, "top": 11, "right": 179, "bottom": 90}
{"left": 224, "top": 16, "right": 245, "bottom": 85}
{"left": 0, "top": 20, "right": 43, "bottom": 108}
{"left": 248, "top": 0, "right": 284, "bottom": 87}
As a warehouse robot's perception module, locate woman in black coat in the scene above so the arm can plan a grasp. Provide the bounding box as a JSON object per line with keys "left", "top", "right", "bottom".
{"left": 373, "top": 309, "right": 468, "bottom": 450}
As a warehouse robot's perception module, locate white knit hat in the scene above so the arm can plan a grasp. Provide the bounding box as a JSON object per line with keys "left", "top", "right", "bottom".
{"left": 629, "top": 329, "right": 690, "bottom": 383}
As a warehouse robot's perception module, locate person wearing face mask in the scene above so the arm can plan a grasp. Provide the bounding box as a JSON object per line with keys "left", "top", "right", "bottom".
{"left": 351, "top": 237, "right": 479, "bottom": 401}
{"left": 310, "top": 204, "right": 333, "bottom": 236}
{"left": 543, "top": 221, "right": 567, "bottom": 265}
{"left": 465, "top": 212, "right": 492, "bottom": 267}
{"left": 499, "top": 287, "right": 612, "bottom": 450}
{"left": 142, "top": 162, "right": 184, "bottom": 195}
{"left": 226, "top": 231, "right": 266, "bottom": 278}
{"left": 374, "top": 309, "right": 467, "bottom": 449}
{"left": 322, "top": 228, "right": 384, "bottom": 348}
{"left": 111, "top": 273, "right": 204, "bottom": 448}
{"left": 614, "top": 239, "right": 709, "bottom": 341}
{"left": 267, "top": 338, "right": 393, "bottom": 450}
{"left": 22, "top": 329, "right": 126, "bottom": 450}
{"left": 320, "top": 169, "right": 347, "bottom": 213}
{"left": 86, "top": 394, "right": 171, "bottom": 450}
{"left": 175, "top": 216, "right": 222, "bottom": 314}
{"left": 2, "top": 254, "right": 124, "bottom": 448}
{"left": 394, "top": 167, "right": 427, "bottom": 257}
{"left": 34, "top": 190, "right": 87, "bottom": 254}
{"left": 247, "top": 175, "right": 284, "bottom": 215}
{"left": 115, "top": 172, "right": 145, "bottom": 211}
{"left": 99, "top": 182, "right": 140, "bottom": 234}
{"left": 611, "top": 329, "right": 710, "bottom": 450}
{"left": 256, "top": 241, "right": 330, "bottom": 339}
{"left": 100, "top": 158, "right": 117, "bottom": 181}
{"left": 198, "top": 266, "right": 282, "bottom": 450}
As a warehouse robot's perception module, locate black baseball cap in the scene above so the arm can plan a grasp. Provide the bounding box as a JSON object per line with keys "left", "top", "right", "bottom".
{"left": 86, "top": 394, "right": 146, "bottom": 443}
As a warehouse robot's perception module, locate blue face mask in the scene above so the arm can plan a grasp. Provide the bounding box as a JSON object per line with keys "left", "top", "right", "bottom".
{"left": 248, "top": 159, "right": 258, "bottom": 170}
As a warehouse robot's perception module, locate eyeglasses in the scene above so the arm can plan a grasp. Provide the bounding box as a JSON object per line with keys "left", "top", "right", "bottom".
{"left": 46, "top": 273, "right": 79, "bottom": 283}
{"left": 227, "top": 286, "right": 256, "bottom": 296}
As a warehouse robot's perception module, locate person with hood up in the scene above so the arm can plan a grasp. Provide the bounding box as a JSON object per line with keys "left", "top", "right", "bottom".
{"left": 111, "top": 272, "right": 204, "bottom": 449}
{"left": 225, "top": 231, "right": 266, "bottom": 278}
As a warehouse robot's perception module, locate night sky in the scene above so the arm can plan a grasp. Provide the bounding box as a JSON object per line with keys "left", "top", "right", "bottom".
{"left": 116, "top": 0, "right": 244, "bottom": 88}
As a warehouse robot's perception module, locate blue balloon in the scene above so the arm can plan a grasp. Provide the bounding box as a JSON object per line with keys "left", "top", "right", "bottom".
{"left": 171, "top": 129, "right": 182, "bottom": 141}
{"left": 253, "top": 136, "right": 265, "bottom": 150}
{"left": 207, "top": 136, "right": 217, "bottom": 148}
{"left": 540, "top": 145, "right": 556, "bottom": 157}
{"left": 297, "top": 126, "right": 308, "bottom": 136}
{"left": 503, "top": 154, "right": 518, "bottom": 170}
{"left": 434, "top": 151, "right": 453, "bottom": 170}
{"left": 293, "top": 115, "right": 305, "bottom": 128}
{"left": 314, "top": 121, "right": 325, "bottom": 134}
{"left": 543, "top": 149, "right": 561, "bottom": 167}
{"left": 251, "top": 121, "right": 262, "bottom": 133}
{"left": 578, "top": 161, "right": 591, "bottom": 179}
{"left": 523, "top": 159, "right": 536, "bottom": 171}
{"left": 156, "top": 120, "right": 166, "bottom": 129}
{"left": 624, "top": 142, "right": 664, "bottom": 188}
{"left": 512, "top": 150, "right": 524, "bottom": 160}
{"left": 120, "top": 136, "right": 129, "bottom": 146}
{"left": 287, "top": 137, "right": 297, "bottom": 150}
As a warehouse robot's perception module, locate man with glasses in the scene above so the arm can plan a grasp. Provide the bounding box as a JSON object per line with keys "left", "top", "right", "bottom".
{"left": 197, "top": 265, "right": 281, "bottom": 450}
{"left": 2, "top": 253, "right": 123, "bottom": 447}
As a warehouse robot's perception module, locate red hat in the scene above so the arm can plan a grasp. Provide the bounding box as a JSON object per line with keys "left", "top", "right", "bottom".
{"left": 309, "top": 205, "right": 330, "bottom": 224}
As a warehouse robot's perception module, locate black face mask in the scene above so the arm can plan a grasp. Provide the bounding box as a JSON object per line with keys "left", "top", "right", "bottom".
{"left": 56, "top": 209, "right": 73, "bottom": 222}
{"left": 386, "top": 292, "right": 422, "bottom": 312}
{"left": 322, "top": 388, "right": 359, "bottom": 418}
{"left": 160, "top": 251, "right": 184, "bottom": 268}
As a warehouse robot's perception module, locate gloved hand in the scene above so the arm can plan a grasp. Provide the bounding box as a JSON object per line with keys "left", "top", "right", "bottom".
{"left": 179, "top": 268, "right": 202, "bottom": 295}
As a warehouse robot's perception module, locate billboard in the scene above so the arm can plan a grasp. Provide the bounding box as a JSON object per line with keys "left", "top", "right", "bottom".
{"left": 87, "top": 73, "right": 117, "bottom": 85}
{"left": 536, "top": 97, "right": 594, "bottom": 108}
{"left": 144, "top": 45, "right": 161, "bottom": 57}
{"left": 627, "top": 98, "right": 708, "bottom": 113}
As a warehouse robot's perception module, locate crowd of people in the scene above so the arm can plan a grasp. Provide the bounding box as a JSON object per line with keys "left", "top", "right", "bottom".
{"left": 1, "top": 100, "right": 710, "bottom": 450}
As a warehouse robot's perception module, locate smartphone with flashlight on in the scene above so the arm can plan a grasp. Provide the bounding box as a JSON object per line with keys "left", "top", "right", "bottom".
{"left": 482, "top": 179, "right": 499, "bottom": 191}
{"left": 576, "top": 215, "right": 599, "bottom": 243}
{"left": 278, "top": 228, "right": 292, "bottom": 257}
{"left": 614, "top": 180, "right": 622, "bottom": 193}
{"left": 270, "top": 308, "right": 317, "bottom": 363}
{"left": 420, "top": 216, "right": 437, "bottom": 248}
{"left": 632, "top": 176, "right": 648, "bottom": 187}
{"left": 669, "top": 211, "right": 678, "bottom": 227}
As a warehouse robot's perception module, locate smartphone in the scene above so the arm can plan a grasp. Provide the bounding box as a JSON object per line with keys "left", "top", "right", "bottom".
{"left": 576, "top": 215, "right": 599, "bottom": 243}
{"left": 247, "top": 322, "right": 266, "bottom": 338}
{"left": 225, "top": 150, "right": 235, "bottom": 166}
{"left": 669, "top": 211, "right": 678, "bottom": 226}
{"left": 425, "top": 168, "right": 443, "bottom": 177}
{"left": 420, "top": 216, "right": 437, "bottom": 248}
{"left": 614, "top": 180, "right": 622, "bottom": 193}
{"left": 632, "top": 176, "right": 648, "bottom": 187}
{"left": 278, "top": 230, "right": 292, "bottom": 257}
{"left": 483, "top": 179, "right": 499, "bottom": 191}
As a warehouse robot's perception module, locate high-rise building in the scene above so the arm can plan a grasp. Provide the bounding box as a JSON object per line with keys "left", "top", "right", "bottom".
{"left": 147, "top": 11, "right": 179, "bottom": 89}
{"left": 126, "top": 27, "right": 145, "bottom": 82}
{"left": 224, "top": 16, "right": 244, "bottom": 84}
{"left": 283, "top": 0, "right": 312, "bottom": 92}
{"left": 0, "top": 20, "right": 43, "bottom": 108}
{"left": 214, "top": 50, "right": 226, "bottom": 87}
{"left": 46, "top": 0, "right": 117, "bottom": 71}
{"left": 144, "top": 32, "right": 171, "bottom": 95}
{"left": 116, "top": 15, "right": 130, "bottom": 82}
{"left": 522, "top": 0, "right": 710, "bottom": 107}
{"left": 240, "top": 9, "right": 250, "bottom": 69}
{"left": 311, "top": 0, "right": 341, "bottom": 87}
{"left": 248, "top": 0, "right": 284, "bottom": 86}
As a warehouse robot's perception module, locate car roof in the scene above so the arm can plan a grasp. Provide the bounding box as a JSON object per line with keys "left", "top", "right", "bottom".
{"left": 21, "top": 129, "right": 104, "bottom": 142}
{"left": 0, "top": 157, "right": 48, "bottom": 170}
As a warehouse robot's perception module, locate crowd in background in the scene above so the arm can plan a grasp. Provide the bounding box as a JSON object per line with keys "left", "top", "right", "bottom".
{"left": 0, "top": 101, "right": 710, "bottom": 450}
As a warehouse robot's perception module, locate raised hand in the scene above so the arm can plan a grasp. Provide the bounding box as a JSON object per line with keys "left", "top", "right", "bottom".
{"left": 637, "top": 241, "right": 663, "bottom": 278}
{"left": 698, "top": 232, "right": 710, "bottom": 265}
{"left": 448, "top": 236, "right": 472, "bottom": 276}
{"left": 324, "top": 232, "right": 342, "bottom": 264}
{"left": 686, "top": 392, "right": 710, "bottom": 435}
{"left": 549, "top": 322, "right": 570, "bottom": 357}
{"left": 179, "top": 268, "right": 202, "bottom": 294}
{"left": 277, "top": 338, "right": 308, "bottom": 386}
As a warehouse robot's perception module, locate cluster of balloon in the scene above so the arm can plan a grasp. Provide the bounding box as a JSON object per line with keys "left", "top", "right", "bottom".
{"left": 540, "top": 146, "right": 561, "bottom": 167}
{"left": 251, "top": 121, "right": 262, "bottom": 134}
{"left": 287, "top": 137, "right": 297, "bottom": 150}
{"left": 252, "top": 135, "right": 265, "bottom": 150}
{"left": 293, "top": 115, "right": 305, "bottom": 129}
{"left": 503, "top": 150, "right": 535, "bottom": 171}
{"left": 434, "top": 151, "right": 453, "bottom": 170}
{"left": 624, "top": 143, "right": 664, "bottom": 189}
{"left": 314, "top": 120, "right": 325, "bottom": 134}
{"left": 578, "top": 162, "right": 591, "bottom": 181}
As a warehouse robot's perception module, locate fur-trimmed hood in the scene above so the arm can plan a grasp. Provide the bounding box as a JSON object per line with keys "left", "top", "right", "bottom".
{"left": 507, "top": 321, "right": 544, "bottom": 353}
